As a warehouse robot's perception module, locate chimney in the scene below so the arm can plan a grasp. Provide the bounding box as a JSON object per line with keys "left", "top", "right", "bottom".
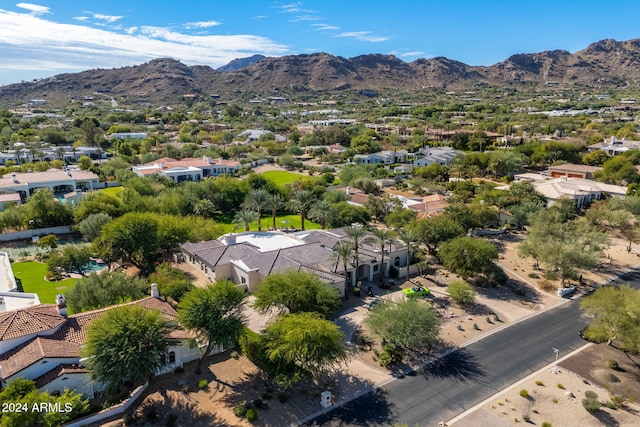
{"left": 56, "top": 294, "right": 67, "bottom": 316}
{"left": 0, "top": 296, "right": 5, "bottom": 313}
{"left": 222, "top": 234, "right": 237, "bottom": 245}
{"left": 346, "top": 186, "right": 351, "bottom": 195}
{"left": 151, "top": 283, "right": 160, "bottom": 299}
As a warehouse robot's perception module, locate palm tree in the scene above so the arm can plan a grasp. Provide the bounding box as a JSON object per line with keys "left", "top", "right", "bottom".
{"left": 233, "top": 209, "right": 258, "bottom": 232}
{"left": 265, "top": 193, "right": 284, "bottom": 230}
{"left": 370, "top": 227, "right": 396, "bottom": 285}
{"left": 242, "top": 188, "right": 269, "bottom": 231}
{"left": 308, "top": 200, "right": 336, "bottom": 230}
{"left": 193, "top": 199, "right": 215, "bottom": 218}
{"left": 331, "top": 241, "right": 354, "bottom": 299}
{"left": 287, "top": 189, "right": 315, "bottom": 231}
{"left": 55, "top": 147, "right": 66, "bottom": 162}
{"left": 344, "top": 224, "right": 376, "bottom": 284}
{"left": 397, "top": 227, "right": 419, "bottom": 279}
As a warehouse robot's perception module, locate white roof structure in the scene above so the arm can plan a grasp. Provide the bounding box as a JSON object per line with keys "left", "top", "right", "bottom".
{"left": 532, "top": 177, "right": 627, "bottom": 207}
{"left": 0, "top": 252, "right": 40, "bottom": 312}
{"left": 222, "top": 231, "right": 305, "bottom": 252}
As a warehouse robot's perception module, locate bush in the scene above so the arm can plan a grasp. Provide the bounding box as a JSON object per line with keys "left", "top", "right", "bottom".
{"left": 543, "top": 270, "right": 558, "bottom": 281}
{"left": 557, "top": 383, "right": 565, "bottom": 389}
{"left": 246, "top": 408, "right": 258, "bottom": 423}
{"left": 542, "top": 423, "right": 552, "bottom": 427}
{"left": 528, "top": 272, "right": 540, "bottom": 279}
{"left": 537, "top": 279, "right": 555, "bottom": 292}
{"left": 198, "top": 379, "right": 209, "bottom": 389}
{"left": 519, "top": 389, "right": 529, "bottom": 398}
{"left": 535, "top": 381, "right": 544, "bottom": 386}
{"left": 234, "top": 405, "right": 248, "bottom": 417}
{"left": 237, "top": 326, "right": 268, "bottom": 366}
{"left": 230, "top": 350, "right": 239, "bottom": 359}
{"left": 582, "top": 391, "right": 600, "bottom": 413}
{"left": 606, "top": 359, "right": 620, "bottom": 370}
{"left": 252, "top": 398, "right": 264, "bottom": 409}
{"left": 378, "top": 351, "right": 392, "bottom": 367}
{"left": 447, "top": 280, "right": 475, "bottom": 304}
{"left": 278, "top": 393, "right": 289, "bottom": 403}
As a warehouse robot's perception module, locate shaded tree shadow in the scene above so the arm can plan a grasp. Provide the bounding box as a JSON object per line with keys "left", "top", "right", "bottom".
{"left": 418, "top": 349, "right": 487, "bottom": 383}
{"left": 303, "top": 388, "right": 396, "bottom": 426}
{"left": 130, "top": 395, "right": 231, "bottom": 426}
{"left": 590, "top": 409, "right": 619, "bottom": 427}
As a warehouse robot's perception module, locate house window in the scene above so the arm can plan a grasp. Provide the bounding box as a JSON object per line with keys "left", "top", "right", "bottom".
{"left": 373, "top": 264, "right": 379, "bottom": 272}
{"left": 169, "top": 351, "right": 176, "bottom": 364}
{"left": 394, "top": 257, "right": 400, "bottom": 267}
{"left": 241, "top": 277, "right": 247, "bottom": 284}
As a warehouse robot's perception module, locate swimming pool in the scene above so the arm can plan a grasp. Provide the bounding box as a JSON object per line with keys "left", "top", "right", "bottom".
{"left": 84, "top": 259, "right": 107, "bottom": 272}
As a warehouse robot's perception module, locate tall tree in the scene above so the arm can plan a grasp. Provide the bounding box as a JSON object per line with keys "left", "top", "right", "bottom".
{"left": 397, "top": 227, "right": 419, "bottom": 275}
{"left": 178, "top": 280, "right": 246, "bottom": 373}
{"left": 439, "top": 236, "right": 499, "bottom": 279}
{"left": 370, "top": 227, "right": 396, "bottom": 284}
{"left": 265, "top": 192, "right": 284, "bottom": 229}
{"left": 344, "top": 224, "right": 376, "bottom": 284}
{"left": 331, "top": 240, "right": 354, "bottom": 298}
{"left": 413, "top": 216, "right": 464, "bottom": 254}
{"left": 287, "top": 189, "right": 316, "bottom": 231}
{"left": 82, "top": 305, "right": 171, "bottom": 393}
{"left": 308, "top": 199, "right": 337, "bottom": 230}
{"left": 243, "top": 188, "right": 269, "bottom": 231}
{"left": 264, "top": 312, "right": 347, "bottom": 387}
{"left": 232, "top": 209, "right": 259, "bottom": 232}
{"left": 253, "top": 270, "right": 341, "bottom": 317}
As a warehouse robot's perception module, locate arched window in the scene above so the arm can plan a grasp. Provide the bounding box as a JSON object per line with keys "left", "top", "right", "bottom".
{"left": 168, "top": 351, "right": 176, "bottom": 364}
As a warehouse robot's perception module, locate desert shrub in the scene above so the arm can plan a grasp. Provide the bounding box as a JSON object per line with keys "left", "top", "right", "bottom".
{"left": 557, "top": 383, "right": 565, "bottom": 389}
{"left": 541, "top": 423, "right": 552, "bottom": 427}
{"left": 582, "top": 391, "right": 600, "bottom": 413}
{"left": 519, "top": 389, "right": 529, "bottom": 398}
{"left": 522, "top": 413, "right": 531, "bottom": 422}
{"left": 378, "top": 351, "right": 392, "bottom": 367}
{"left": 473, "top": 323, "right": 480, "bottom": 330}
{"left": 535, "top": 381, "right": 544, "bottom": 386}
{"left": 198, "top": 379, "right": 208, "bottom": 389}
{"left": 543, "top": 270, "right": 558, "bottom": 281}
{"left": 528, "top": 272, "right": 540, "bottom": 279}
{"left": 234, "top": 405, "right": 247, "bottom": 417}
{"left": 447, "top": 280, "right": 475, "bottom": 304}
{"left": 230, "top": 350, "right": 239, "bottom": 359}
{"left": 606, "top": 359, "right": 620, "bottom": 370}
{"left": 246, "top": 408, "right": 258, "bottom": 423}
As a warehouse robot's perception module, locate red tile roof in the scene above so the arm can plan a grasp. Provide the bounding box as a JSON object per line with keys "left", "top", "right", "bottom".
{"left": 0, "top": 297, "right": 182, "bottom": 380}
{"left": 0, "top": 305, "right": 66, "bottom": 340}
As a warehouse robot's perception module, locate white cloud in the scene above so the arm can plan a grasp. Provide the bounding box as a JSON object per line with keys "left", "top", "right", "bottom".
{"left": 290, "top": 15, "right": 323, "bottom": 22}
{"left": 185, "top": 20, "right": 221, "bottom": 29}
{"left": 16, "top": 3, "right": 49, "bottom": 15}
{"left": 0, "top": 9, "right": 290, "bottom": 82}
{"left": 400, "top": 51, "right": 425, "bottom": 57}
{"left": 336, "top": 31, "right": 389, "bottom": 43}
{"left": 73, "top": 16, "right": 89, "bottom": 22}
{"left": 93, "top": 13, "right": 123, "bottom": 23}
{"left": 312, "top": 24, "right": 339, "bottom": 31}
{"left": 125, "top": 26, "right": 137, "bottom": 35}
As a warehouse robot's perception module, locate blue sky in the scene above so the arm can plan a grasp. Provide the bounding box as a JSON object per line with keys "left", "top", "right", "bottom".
{"left": 1, "top": 1, "right": 640, "bottom": 85}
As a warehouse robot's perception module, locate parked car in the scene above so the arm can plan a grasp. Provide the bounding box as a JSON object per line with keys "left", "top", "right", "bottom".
{"left": 402, "top": 285, "right": 430, "bottom": 299}
{"left": 365, "top": 298, "right": 383, "bottom": 310}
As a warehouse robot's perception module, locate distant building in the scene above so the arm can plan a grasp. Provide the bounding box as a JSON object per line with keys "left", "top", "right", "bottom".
{"left": 588, "top": 136, "right": 640, "bottom": 155}
{"left": 110, "top": 132, "right": 148, "bottom": 139}
{"left": 531, "top": 177, "right": 627, "bottom": 208}
{"left": 132, "top": 156, "right": 241, "bottom": 183}
{"left": 547, "top": 164, "right": 602, "bottom": 180}
{"left": 0, "top": 169, "right": 101, "bottom": 205}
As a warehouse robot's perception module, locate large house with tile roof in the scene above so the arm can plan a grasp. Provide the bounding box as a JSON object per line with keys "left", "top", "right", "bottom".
{"left": 131, "top": 156, "right": 241, "bottom": 183}
{"left": 0, "top": 169, "right": 101, "bottom": 205}
{"left": 180, "top": 227, "right": 409, "bottom": 296}
{"left": 0, "top": 287, "right": 201, "bottom": 397}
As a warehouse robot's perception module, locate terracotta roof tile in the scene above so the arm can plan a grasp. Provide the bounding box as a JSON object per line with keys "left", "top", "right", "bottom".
{"left": 0, "top": 305, "right": 65, "bottom": 340}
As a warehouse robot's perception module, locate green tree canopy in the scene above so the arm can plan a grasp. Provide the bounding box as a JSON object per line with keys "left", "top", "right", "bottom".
{"left": 178, "top": 280, "right": 246, "bottom": 373}
{"left": 580, "top": 285, "right": 640, "bottom": 353}
{"left": 365, "top": 298, "right": 440, "bottom": 349}
{"left": 438, "top": 236, "right": 499, "bottom": 279}
{"left": 82, "top": 305, "right": 172, "bottom": 394}
{"left": 65, "top": 271, "right": 149, "bottom": 313}
{"left": 148, "top": 263, "right": 195, "bottom": 303}
{"left": 413, "top": 215, "right": 465, "bottom": 254}
{"left": 253, "top": 271, "right": 341, "bottom": 317}
{"left": 264, "top": 312, "right": 347, "bottom": 387}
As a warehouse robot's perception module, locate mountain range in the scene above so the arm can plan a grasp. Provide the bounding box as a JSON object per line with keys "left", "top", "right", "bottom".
{"left": 2, "top": 38, "right": 640, "bottom": 107}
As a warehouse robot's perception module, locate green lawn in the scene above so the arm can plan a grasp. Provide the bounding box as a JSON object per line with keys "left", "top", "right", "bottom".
{"left": 12, "top": 261, "right": 76, "bottom": 305}
{"left": 259, "top": 170, "right": 307, "bottom": 186}
{"left": 99, "top": 186, "right": 123, "bottom": 196}
{"left": 214, "top": 213, "right": 322, "bottom": 234}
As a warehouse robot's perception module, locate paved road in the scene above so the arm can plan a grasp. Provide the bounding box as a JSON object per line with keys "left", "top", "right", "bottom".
{"left": 305, "top": 270, "right": 640, "bottom": 427}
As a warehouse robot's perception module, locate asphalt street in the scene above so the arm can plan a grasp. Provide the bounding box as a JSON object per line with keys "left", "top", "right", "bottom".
{"left": 305, "top": 270, "right": 640, "bottom": 427}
